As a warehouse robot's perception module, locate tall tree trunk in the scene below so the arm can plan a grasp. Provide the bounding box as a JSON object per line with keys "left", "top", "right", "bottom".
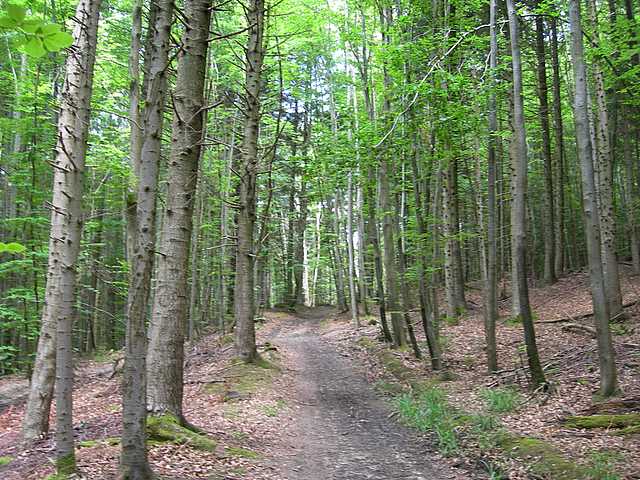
{"left": 550, "top": 17, "right": 566, "bottom": 276}
{"left": 506, "top": 0, "right": 546, "bottom": 388}
{"left": 379, "top": 5, "right": 406, "bottom": 347}
{"left": 22, "top": 0, "right": 102, "bottom": 449}
{"left": 346, "top": 174, "right": 360, "bottom": 327}
{"left": 442, "top": 151, "right": 466, "bottom": 318}
{"left": 234, "top": 0, "right": 265, "bottom": 363}
{"left": 120, "top": 0, "right": 174, "bottom": 477}
{"left": 331, "top": 196, "right": 348, "bottom": 312}
{"left": 146, "top": 0, "right": 212, "bottom": 421}
{"left": 409, "top": 124, "right": 441, "bottom": 369}
{"left": 535, "top": 13, "right": 556, "bottom": 285}
{"left": 485, "top": 0, "right": 499, "bottom": 373}
{"left": 589, "top": 0, "right": 623, "bottom": 319}
{"left": 623, "top": 114, "right": 640, "bottom": 274}
{"left": 568, "top": 0, "right": 618, "bottom": 397}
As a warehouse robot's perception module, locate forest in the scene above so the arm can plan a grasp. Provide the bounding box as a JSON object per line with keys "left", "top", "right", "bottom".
{"left": 0, "top": 0, "right": 639, "bottom": 478}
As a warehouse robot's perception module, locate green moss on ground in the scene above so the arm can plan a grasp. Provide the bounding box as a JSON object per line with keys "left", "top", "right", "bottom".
{"left": 565, "top": 413, "right": 640, "bottom": 432}
{"left": 499, "top": 436, "right": 588, "bottom": 479}
{"left": 147, "top": 414, "right": 216, "bottom": 451}
{"left": 225, "top": 446, "right": 261, "bottom": 459}
{"left": 0, "top": 455, "right": 12, "bottom": 466}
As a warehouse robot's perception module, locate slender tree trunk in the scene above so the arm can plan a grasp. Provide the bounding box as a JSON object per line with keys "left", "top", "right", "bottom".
{"left": 409, "top": 126, "right": 441, "bottom": 369}
{"left": 623, "top": 114, "right": 640, "bottom": 274}
{"left": 120, "top": 0, "right": 174, "bottom": 477}
{"left": 484, "top": 0, "right": 499, "bottom": 373}
{"left": 22, "top": 0, "right": 102, "bottom": 449}
{"left": 234, "top": 0, "right": 265, "bottom": 363}
{"left": 535, "top": 13, "right": 556, "bottom": 285}
{"left": 506, "top": 0, "right": 546, "bottom": 388}
{"left": 568, "top": 0, "right": 618, "bottom": 397}
{"left": 379, "top": 6, "right": 406, "bottom": 347}
{"left": 589, "top": 0, "right": 623, "bottom": 319}
{"left": 442, "top": 151, "right": 466, "bottom": 318}
{"left": 346, "top": 173, "right": 360, "bottom": 327}
{"left": 550, "top": 17, "right": 566, "bottom": 276}
{"left": 331, "top": 196, "right": 348, "bottom": 312}
{"left": 146, "top": 0, "right": 212, "bottom": 421}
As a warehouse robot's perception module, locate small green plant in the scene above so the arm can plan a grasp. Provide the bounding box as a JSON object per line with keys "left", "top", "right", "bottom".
{"left": 609, "top": 322, "right": 632, "bottom": 336}
{"left": 587, "top": 450, "right": 623, "bottom": 480}
{"left": 0, "top": 455, "right": 13, "bottom": 466}
{"left": 480, "top": 387, "right": 521, "bottom": 413}
{"left": 395, "top": 386, "right": 459, "bottom": 455}
{"left": 261, "top": 399, "right": 286, "bottom": 417}
{"left": 505, "top": 315, "right": 522, "bottom": 327}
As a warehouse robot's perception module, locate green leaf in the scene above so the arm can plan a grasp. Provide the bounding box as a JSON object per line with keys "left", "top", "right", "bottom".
{"left": 43, "top": 31, "right": 73, "bottom": 51}
{"left": 21, "top": 18, "right": 42, "bottom": 34}
{"left": 22, "top": 36, "right": 46, "bottom": 57}
{"left": 41, "top": 22, "right": 60, "bottom": 35}
{"left": 0, "top": 15, "right": 17, "bottom": 28}
{"left": 7, "top": 4, "right": 26, "bottom": 23}
{"left": 0, "top": 242, "right": 27, "bottom": 254}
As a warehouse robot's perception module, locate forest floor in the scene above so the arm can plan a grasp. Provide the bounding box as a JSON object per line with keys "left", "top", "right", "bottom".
{"left": 0, "top": 268, "right": 639, "bottom": 479}
{"left": 0, "top": 306, "right": 467, "bottom": 479}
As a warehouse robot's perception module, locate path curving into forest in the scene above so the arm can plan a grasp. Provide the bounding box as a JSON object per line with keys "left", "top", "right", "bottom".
{"left": 269, "top": 307, "right": 463, "bottom": 480}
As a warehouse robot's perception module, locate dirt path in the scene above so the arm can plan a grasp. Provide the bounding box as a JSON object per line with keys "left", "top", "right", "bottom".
{"left": 269, "top": 307, "right": 464, "bottom": 480}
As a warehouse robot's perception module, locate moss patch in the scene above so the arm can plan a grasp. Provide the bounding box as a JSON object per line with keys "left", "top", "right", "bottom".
{"left": 499, "top": 436, "right": 588, "bottom": 479}
{"left": 565, "top": 413, "right": 640, "bottom": 431}
{"left": 225, "top": 446, "right": 261, "bottom": 459}
{"left": 147, "top": 414, "right": 216, "bottom": 451}
{"left": 0, "top": 456, "right": 12, "bottom": 466}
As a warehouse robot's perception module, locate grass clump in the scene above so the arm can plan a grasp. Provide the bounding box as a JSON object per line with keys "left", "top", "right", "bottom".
{"left": 261, "top": 399, "right": 286, "bottom": 417}
{"left": 480, "top": 387, "right": 521, "bottom": 414}
{"left": 395, "top": 386, "right": 460, "bottom": 455}
{"left": 0, "top": 455, "right": 12, "bottom": 466}
{"left": 587, "top": 451, "right": 623, "bottom": 480}
{"left": 225, "top": 446, "right": 261, "bottom": 459}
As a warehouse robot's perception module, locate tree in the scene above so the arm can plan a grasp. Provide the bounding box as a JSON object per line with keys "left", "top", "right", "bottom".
{"left": 234, "top": 0, "right": 266, "bottom": 363}
{"left": 21, "top": 0, "right": 102, "bottom": 452}
{"left": 146, "top": 0, "right": 213, "bottom": 422}
{"left": 506, "top": 0, "right": 546, "bottom": 388}
{"left": 120, "top": 0, "right": 175, "bottom": 477}
{"left": 567, "top": 0, "right": 618, "bottom": 398}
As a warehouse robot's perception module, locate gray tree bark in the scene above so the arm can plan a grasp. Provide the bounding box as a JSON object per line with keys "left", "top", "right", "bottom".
{"left": 22, "top": 0, "right": 102, "bottom": 451}
{"left": 568, "top": 0, "right": 619, "bottom": 397}
{"left": 485, "top": 0, "right": 499, "bottom": 373}
{"left": 534, "top": 13, "right": 556, "bottom": 285}
{"left": 234, "top": 0, "right": 265, "bottom": 363}
{"left": 506, "top": 0, "right": 546, "bottom": 387}
{"left": 120, "top": 0, "right": 174, "bottom": 477}
{"left": 589, "top": 0, "right": 623, "bottom": 318}
{"left": 146, "top": 0, "right": 212, "bottom": 421}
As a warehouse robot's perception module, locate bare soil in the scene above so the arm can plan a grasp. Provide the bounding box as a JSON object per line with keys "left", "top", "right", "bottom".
{"left": 269, "top": 306, "right": 468, "bottom": 480}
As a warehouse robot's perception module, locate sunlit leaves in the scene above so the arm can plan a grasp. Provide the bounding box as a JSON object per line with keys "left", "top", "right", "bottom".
{"left": 0, "top": 3, "right": 74, "bottom": 57}
{"left": 0, "top": 242, "right": 27, "bottom": 254}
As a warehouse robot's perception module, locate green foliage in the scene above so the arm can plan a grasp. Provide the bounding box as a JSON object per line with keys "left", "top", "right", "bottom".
{"left": 0, "top": 4, "right": 73, "bottom": 57}
{"left": 395, "top": 387, "right": 460, "bottom": 455}
{"left": 0, "top": 242, "right": 26, "bottom": 254}
{"left": 480, "top": 387, "right": 521, "bottom": 414}
{"left": 587, "top": 451, "right": 623, "bottom": 480}
{"left": 0, "top": 455, "right": 13, "bottom": 466}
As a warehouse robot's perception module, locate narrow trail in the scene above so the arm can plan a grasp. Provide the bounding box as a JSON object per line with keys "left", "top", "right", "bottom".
{"left": 269, "top": 307, "right": 462, "bottom": 480}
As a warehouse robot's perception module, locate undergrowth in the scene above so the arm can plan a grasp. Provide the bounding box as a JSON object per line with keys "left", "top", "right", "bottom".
{"left": 480, "top": 387, "right": 521, "bottom": 413}
{"left": 395, "top": 385, "right": 460, "bottom": 455}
